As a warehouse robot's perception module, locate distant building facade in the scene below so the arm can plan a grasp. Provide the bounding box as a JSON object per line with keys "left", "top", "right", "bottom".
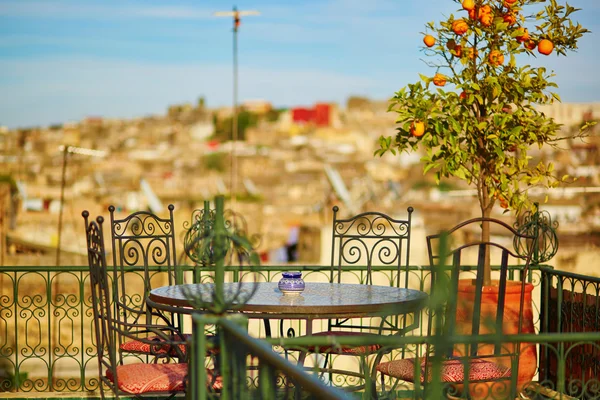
{"left": 536, "top": 102, "right": 600, "bottom": 128}
{"left": 291, "top": 103, "right": 335, "bottom": 127}
{"left": 242, "top": 100, "right": 272, "bottom": 114}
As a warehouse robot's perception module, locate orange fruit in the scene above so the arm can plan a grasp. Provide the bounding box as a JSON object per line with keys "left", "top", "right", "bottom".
{"left": 423, "top": 35, "right": 436, "bottom": 47}
{"left": 433, "top": 73, "right": 447, "bottom": 87}
{"left": 462, "top": 0, "right": 475, "bottom": 11}
{"left": 459, "top": 91, "right": 467, "bottom": 100}
{"left": 410, "top": 121, "right": 425, "bottom": 137}
{"left": 480, "top": 13, "right": 493, "bottom": 26}
{"left": 446, "top": 39, "right": 456, "bottom": 50}
{"left": 503, "top": 12, "right": 516, "bottom": 26}
{"left": 452, "top": 19, "right": 469, "bottom": 35}
{"left": 453, "top": 44, "right": 463, "bottom": 57}
{"left": 499, "top": 196, "right": 509, "bottom": 209}
{"left": 488, "top": 50, "right": 504, "bottom": 66}
{"left": 524, "top": 39, "right": 536, "bottom": 50}
{"left": 504, "top": 0, "right": 518, "bottom": 5}
{"left": 478, "top": 5, "right": 493, "bottom": 26}
{"left": 478, "top": 5, "right": 492, "bottom": 17}
{"left": 468, "top": 8, "right": 476, "bottom": 19}
{"left": 538, "top": 39, "right": 554, "bottom": 55}
{"left": 516, "top": 28, "right": 529, "bottom": 43}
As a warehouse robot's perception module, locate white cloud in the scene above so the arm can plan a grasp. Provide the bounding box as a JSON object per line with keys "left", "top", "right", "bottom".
{"left": 0, "top": 57, "right": 378, "bottom": 128}
{"left": 0, "top": 1, "right": 213, "bottom": 20}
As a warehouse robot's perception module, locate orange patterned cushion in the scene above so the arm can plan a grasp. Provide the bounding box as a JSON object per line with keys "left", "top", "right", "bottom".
{"left": 120, "top": 334, "right": 191, "bottom": 355}
{"left": 106, "top": 363, "right": 222, "bottom": 394}
{"left": 306, "top": 331, "right": 382, "bottom": 355}
{"left": 376, "top": 357, "right": 511, "bottom": 383}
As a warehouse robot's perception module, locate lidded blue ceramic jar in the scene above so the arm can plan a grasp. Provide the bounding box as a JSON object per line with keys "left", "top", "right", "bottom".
{"left": 278, "top": 271, "right": 305, "bottom": 296}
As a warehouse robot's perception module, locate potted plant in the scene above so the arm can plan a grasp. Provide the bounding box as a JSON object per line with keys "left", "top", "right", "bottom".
{"left": 375, "top": 0, "right": 593, "bottom": 393}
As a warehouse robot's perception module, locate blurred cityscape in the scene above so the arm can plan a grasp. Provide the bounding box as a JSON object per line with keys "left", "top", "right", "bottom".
{"left": 1, "top": 97, "right": 599, "bottom": 273}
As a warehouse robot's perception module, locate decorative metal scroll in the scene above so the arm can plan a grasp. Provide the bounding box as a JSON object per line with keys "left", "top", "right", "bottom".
{"left": 331, "top": 206, "right": 414, "bottom": 286}
{"left": 182, "top": 197, "right": 260, "bottom": 315}
{"left": 540, "top": 268, "right": 600, "bottom": 398}
{"left": 109, "top": 204, "right": 177, "bottom": 280}
{"left": 183, "top": 203, "right": 216, "bottom": 266}
{"left": 108, "top": 204, "right": 179, "bottom": 330}
{"left": 183, "top": 201, "right": 261, "bottom": 267}
{"left": 514, "top": 203, "right": 559, "bottom": 264}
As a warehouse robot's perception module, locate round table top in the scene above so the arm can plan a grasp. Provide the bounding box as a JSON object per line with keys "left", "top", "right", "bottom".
{"left": 148, "top": 282, "right": 427, "bottom": 318}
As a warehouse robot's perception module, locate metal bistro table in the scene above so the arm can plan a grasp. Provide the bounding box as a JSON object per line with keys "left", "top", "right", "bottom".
{"left": 147, "top": 282, "right": 428, "bottom": 337}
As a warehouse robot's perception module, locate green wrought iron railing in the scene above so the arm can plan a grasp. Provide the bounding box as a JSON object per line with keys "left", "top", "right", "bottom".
{"left": 0, "top": 263, "right": 544, "bottom": 393}
{"left": 189, "top": 313, "right": 352, "bottom": 400}
{"left": 540, "top": 266, "right": 600, "bottom": 399}
{"left": 185, "top": 315, "right": 600, "bottom": 399}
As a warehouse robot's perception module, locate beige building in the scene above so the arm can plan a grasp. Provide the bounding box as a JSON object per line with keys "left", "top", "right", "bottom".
{"left": 242, "top": 99, "right": 272, "bottom": 114}
{"left": 536, "top": 102, "right": 600, "bottom": 128}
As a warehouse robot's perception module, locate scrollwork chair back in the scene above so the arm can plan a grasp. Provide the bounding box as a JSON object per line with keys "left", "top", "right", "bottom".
{"left": 108, "top": 205, "right": 178, "bottom": 330}
{"left": 330, "top": 205, "right": 414, "bottom": 286}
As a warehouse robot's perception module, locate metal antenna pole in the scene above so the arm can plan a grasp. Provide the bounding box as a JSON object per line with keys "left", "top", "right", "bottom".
{"left": 55, "top": 145, "right": 107, "bottom": 266}
{"left": 56, "top": 146, "right": 69, "bottom": 267}
{"left": 215, "top": 6, "right": 260, "bottom": 211}
{"left": 232, "top": 12, "right": 238, "bottom": 211}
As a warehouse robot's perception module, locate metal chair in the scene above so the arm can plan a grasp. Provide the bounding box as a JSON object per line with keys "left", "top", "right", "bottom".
{"left": 311, "top": 205, "right": 415, "bottom": 346}
{"left": 83, "top": 211, "right": 222, "bottom": 399}
{"left": 295, "top": 205, "right": 415, "bottom": 395}
{"left": 108, "top": 205, "right": 187, "bottom": 359}
{"left": 377, "top": 217, "right": 536, "bottom": 399}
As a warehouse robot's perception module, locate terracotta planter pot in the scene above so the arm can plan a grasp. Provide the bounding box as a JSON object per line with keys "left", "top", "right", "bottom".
{"left": 453, "top": 279, "right": 536, "bottom": 399}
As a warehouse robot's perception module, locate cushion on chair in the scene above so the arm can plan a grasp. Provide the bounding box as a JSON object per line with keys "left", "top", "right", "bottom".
{"left": 305, "top": 331, "right": 382, "bottom": 355}
{"left": 120, "top": 334, "right": 191, "bottom": 355}
{"left": 106, "top": 363, "right": 222, "bottom": 394}
{"left": 376, "top": 357, "right": 511, "bottom": 383}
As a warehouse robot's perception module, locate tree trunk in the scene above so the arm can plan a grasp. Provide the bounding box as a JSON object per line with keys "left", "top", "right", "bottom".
{"left": 481, "top": 207, "right": 492, "bottom": 287}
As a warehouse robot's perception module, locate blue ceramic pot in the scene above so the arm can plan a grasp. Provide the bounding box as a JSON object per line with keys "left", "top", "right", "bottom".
{"left": 278, "top": 271, "right": 305, "bottom": 296}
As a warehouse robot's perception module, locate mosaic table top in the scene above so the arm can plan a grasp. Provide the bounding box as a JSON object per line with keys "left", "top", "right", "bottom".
{"left": 149, "top": 282, "right": 427, "bottom": 318}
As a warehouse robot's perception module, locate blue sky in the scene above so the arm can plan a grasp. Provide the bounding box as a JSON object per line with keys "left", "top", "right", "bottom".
{"left": 1, "top": 0, "right": 599, "bottom": 128}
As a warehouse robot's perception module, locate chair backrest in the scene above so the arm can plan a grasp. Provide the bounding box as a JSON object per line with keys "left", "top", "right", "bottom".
{"left": 108, "top": 205, "right": 178, "bottom": 326}
{"left": 82, "top": 211, "right": 119, "bottom": 398}
{"left": 330, "top": 206, "right": 414, "bottom": 286}
{"left": 182, "top": 201, "right": 261, "bottom": 269}
{"left": 425, "top": 218, "right": 536, "bottom": 364}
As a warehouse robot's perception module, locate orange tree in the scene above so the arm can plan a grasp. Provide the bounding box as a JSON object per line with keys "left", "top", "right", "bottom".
{"left": 375, "top": 0, "right": 592, "bottom": 285}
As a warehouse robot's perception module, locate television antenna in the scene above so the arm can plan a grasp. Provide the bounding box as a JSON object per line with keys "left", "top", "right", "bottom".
{"left": 214, "top": 6, "right": 260, "bottom": 210}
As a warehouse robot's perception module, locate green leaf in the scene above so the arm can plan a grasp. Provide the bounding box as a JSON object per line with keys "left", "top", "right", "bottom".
{"left": 419, "top": 74, "right": 431, "bottom": 83}
{"left": 492, "top": 85, "right": 500, "bottom": 98}
{"left": 454, "top": 168, "right": 467, "bottom": 180}
{"left": 510, "top": 126, "right": 523, "bottom": 136}
{"left": 424, "top": 163, "right": 438, "bottom": 174}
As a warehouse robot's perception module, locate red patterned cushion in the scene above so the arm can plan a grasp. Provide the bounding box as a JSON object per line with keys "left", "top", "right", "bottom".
{"left": 376, "top": 357, "right": 511, "bottom": 383}
{"left": 106, "top": 363, "right": 222, "bottom": 394}
{"left": 120, "top": 334, "right": 191, "bottom": 355}
{"left": 305, "top": 331, "right": 382, "bottom": 355}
